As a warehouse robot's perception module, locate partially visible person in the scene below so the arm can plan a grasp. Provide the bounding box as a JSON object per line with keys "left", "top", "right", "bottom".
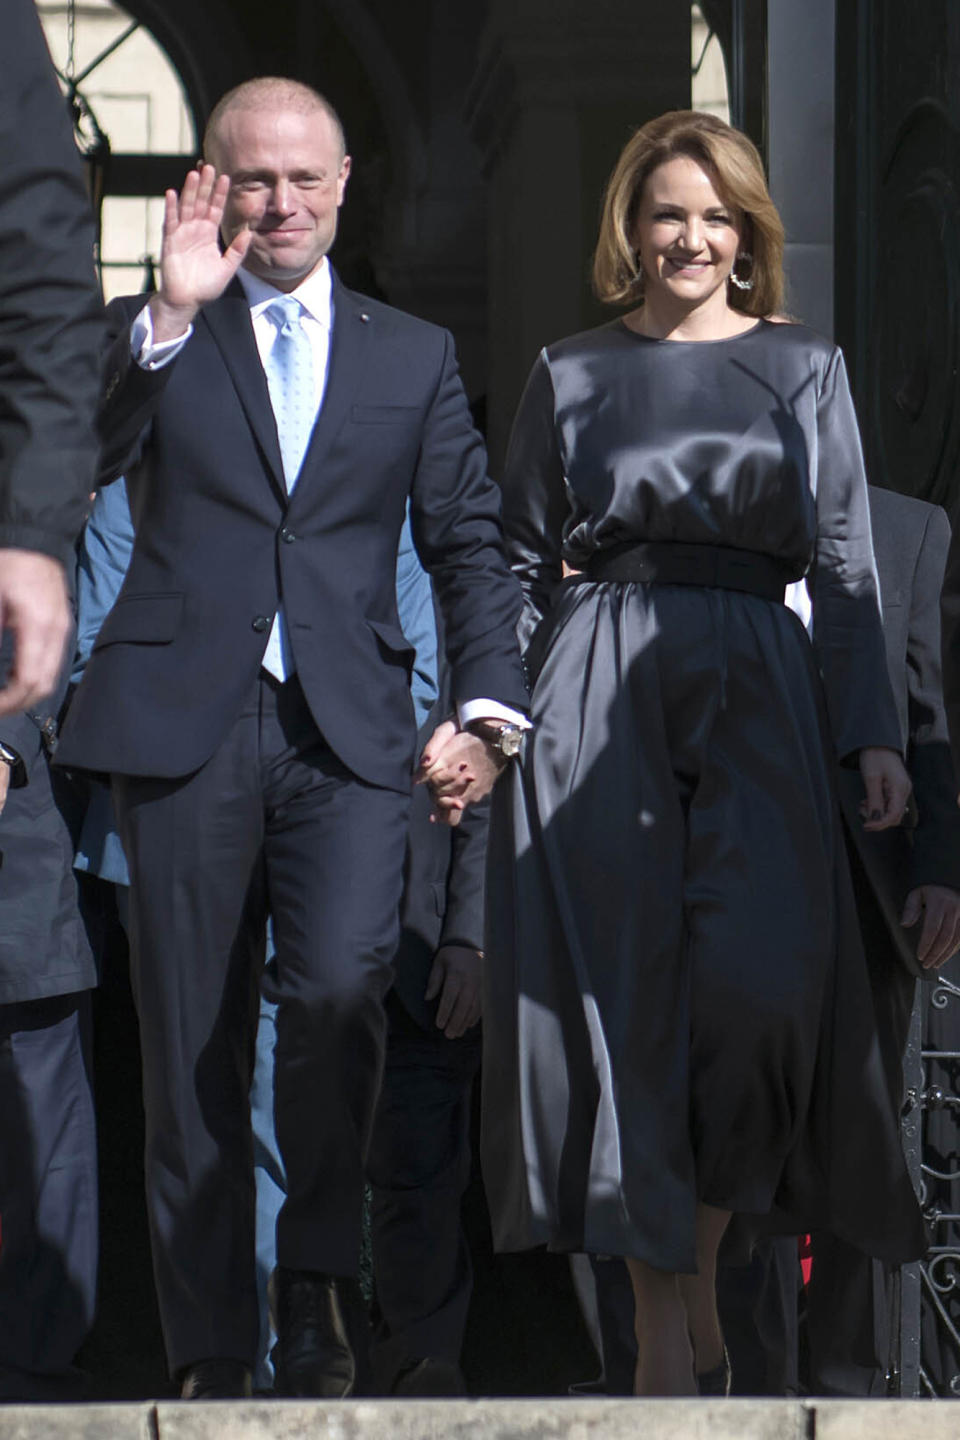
{"left": 939, "top": 515, "right": 960, "bottom": 792}
{"left": 783, "top": 484, "right": 960, "bottom": 1396}
{"left": 0, "top": 647, "right": 98, "bottom": 1400}
{"left": 0, "top": 0, "right": 104, "bottom": 716}
{"left": 477, "top": 109, "right": 924, "bottom": 1399}
{"left": 69, "top": 479, "right": 136, "bottom": 902}
{"left": 251, "top": 517, "right": 486, "bottom": 1397}
{"left": 367, "top": 528, "right": 485, "bottom": 1399}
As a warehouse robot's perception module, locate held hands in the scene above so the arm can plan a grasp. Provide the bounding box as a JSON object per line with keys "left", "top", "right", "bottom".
{"left": 417, "top": 719, "right": 506, "bottom": 827}
{"left": 858, "top": 746, "right": 911, "bottom": 831}
{"left": 149, "top": 164, "right": 251, "bottom": 340}
{"left": 425, "top": 944, "right": 483, "bottom": 1038}
{"left": 901, "top": 886, "right": 960, "bottom": 971}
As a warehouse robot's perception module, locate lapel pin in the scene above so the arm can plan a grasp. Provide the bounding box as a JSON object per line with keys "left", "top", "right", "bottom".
{"left": 359, "top": 312, "right": 371, "bottom": 323}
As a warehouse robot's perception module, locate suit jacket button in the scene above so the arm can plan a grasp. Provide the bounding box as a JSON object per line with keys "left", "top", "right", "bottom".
{"left": 280, "top": 527, "right": 296, "bottom": 543}
{"left": 252, "top": 615, "right": 270, "bottom": 633}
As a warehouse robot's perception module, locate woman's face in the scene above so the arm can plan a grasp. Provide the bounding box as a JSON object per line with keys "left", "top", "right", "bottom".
{"left": 632, "top": 154, "right": 745, "bottom": 310}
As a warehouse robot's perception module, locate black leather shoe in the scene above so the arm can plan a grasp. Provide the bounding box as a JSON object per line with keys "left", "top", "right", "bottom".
{"left": 179, "top": 1358, "right": 253, "bottom": 1399}
{"left": 271, "top": 1268, "right": 369, "bottom": 1398}
{"left": 392, "top": 1357, "right": 467, "bottom": 1397}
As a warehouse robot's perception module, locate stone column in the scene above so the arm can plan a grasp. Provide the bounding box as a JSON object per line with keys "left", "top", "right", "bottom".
{"left": 466, "top": 0, "right": 690, "bottom": 470}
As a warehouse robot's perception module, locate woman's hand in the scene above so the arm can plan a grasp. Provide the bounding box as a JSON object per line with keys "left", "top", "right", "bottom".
{"left": 858, "top": 746, "right": 911, "bottom": 831}
{"left": 416, "top": 720, "right": 506, "bottom": 827}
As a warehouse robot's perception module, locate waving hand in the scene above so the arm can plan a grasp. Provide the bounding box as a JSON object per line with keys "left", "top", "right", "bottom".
{"left": 149, "top": 164, "right": 251, "bottom": 341}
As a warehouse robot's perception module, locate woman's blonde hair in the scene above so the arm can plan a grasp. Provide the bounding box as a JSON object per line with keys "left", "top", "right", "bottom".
{"left": 592, "top": 110, "right": 784, "bottom": 318}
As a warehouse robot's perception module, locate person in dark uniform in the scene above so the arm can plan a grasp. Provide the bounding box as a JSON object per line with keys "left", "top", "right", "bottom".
{"left": 366, "top": 533, "right": 486, "bottom": 1398}
{"left": 0, "top": 663, "right": 98, "bottom": 1400}
{"left": 0, "top": 0, "right": 103, "bottom": 1401}
{"left": 0, "top": 0, "right": 103, "bottom": 716}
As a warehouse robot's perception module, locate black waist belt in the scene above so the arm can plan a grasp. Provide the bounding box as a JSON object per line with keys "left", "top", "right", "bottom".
{"left": 579, "top": 542, "right": 796, "bottom": 602}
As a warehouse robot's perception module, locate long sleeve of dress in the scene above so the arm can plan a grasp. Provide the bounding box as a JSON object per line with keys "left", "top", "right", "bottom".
{"left": 499, "top": 352, "right": 569, "bottom": 657}
{"left": 810, "top": 349, "right": 902, "bottom": 760}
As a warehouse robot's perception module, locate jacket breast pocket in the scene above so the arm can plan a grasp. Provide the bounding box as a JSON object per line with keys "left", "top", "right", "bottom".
{"left": 92, "top": 592, "right": 184, "bottom": 649}
{"left": 351, "top": 404, "right": 419, "bottom": 425}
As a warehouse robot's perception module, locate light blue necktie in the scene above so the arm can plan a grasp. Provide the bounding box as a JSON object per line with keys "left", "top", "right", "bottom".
{"left": 261, "top": 296, "right": 315, "bottom": 680}
{"left": 263, "top": 295, "right": 315, "bottom": 491}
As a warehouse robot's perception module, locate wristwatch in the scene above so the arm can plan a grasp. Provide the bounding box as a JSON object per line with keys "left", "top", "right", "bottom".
{"left": 0, "top": 741, "right": 27, "bottom": 789}
{"left": 465, "top": 719, "right": 524, "bottom": 761}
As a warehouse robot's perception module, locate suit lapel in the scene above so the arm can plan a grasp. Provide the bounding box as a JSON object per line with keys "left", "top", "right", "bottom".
{"left": 286, "top": 278, "right": 372, "bottom": 513}
{"left": 201, "top": 281, "right": 286, "bottom": 499}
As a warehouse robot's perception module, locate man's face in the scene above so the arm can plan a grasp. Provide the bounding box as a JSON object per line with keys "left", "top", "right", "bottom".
{"left": 213, "top": 104, "right": 351, "bottom": 291}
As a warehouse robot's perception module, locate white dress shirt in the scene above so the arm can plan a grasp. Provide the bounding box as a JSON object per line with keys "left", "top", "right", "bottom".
{"left": 130, "top": 261, "right": 528, "bottom": 730}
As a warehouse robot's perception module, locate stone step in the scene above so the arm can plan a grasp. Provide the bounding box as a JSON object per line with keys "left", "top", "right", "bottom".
{"left": 0, "top": 1398, "right": 957, "bottom": 1440}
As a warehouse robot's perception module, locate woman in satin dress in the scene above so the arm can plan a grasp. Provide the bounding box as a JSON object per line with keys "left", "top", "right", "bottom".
{"left": 480, "top": 111, "right": 926, "bottom": 1396}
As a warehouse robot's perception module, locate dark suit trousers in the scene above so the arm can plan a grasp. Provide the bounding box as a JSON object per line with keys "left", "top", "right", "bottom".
{"left": 367, "top": 991, "right": 480, "bottom": 1390}
{"left": 113, "top": 674, "right": 410, "bottom": 1374}
{"left": 803, "top": 851, "right": 916, "bottom": 1396}
{"left": 0, "top": 993, "right": 98, "bottom": 1398}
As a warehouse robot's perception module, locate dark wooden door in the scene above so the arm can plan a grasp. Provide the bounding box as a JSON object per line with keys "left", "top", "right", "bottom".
{"left": 836, "top": 0, "right": 960, "bottom": 511}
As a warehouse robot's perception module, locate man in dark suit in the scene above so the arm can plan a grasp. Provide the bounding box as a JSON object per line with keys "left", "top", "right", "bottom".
{"left": 801, "top": 484, "right": 960, "bottom": 1396}
{"left": 0, "top": 0, "right": 103, "bottom": 716}
{"left": 56, "top": 77, "right": 526, "bottom": 1400}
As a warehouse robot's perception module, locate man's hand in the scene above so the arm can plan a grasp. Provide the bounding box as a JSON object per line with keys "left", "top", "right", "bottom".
{"left": 0, "top": 550, "right": 70, "bottom": 715}
{"left": 417, "top": 720, "right": 505, "bottom": 827}
{"left": 859, "top": 746, "right": 912, "bottom": 831}
{"left": 149, "top": 164, "right": 251, "bottom": 341}
{"left": 0, "top": 761, "right": 9, "bottom": 815}
{"left": 425, "top": 944, "right": 482, "bottom": 1038}
{"left": 902, "top": 885, "right": 960, "bottom": 970}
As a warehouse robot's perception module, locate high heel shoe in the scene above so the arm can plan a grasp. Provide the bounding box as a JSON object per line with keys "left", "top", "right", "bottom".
{"left": 693, "top": 1342, "right": 731, "bottom": 1399}
{"left": 696, "top": 1344, "right": 731, "bottom": 1397}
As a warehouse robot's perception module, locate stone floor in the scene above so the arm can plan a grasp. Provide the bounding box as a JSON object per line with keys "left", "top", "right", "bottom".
{"left": 1, "top": 1399, "right": 960, "bottom": 1440}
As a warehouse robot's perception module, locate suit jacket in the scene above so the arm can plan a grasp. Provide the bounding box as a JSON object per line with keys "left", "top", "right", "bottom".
{"left": 56, "top": 275, "right": 526, "bottom": 790}
{"left": 837, "top": 486, "right": 960, "bottom": 970}
{"left": 0, "top": 0, "right": 103, "bottom": 564}
{"left": 940, "top": 504, "right": 960, "bottom": 784}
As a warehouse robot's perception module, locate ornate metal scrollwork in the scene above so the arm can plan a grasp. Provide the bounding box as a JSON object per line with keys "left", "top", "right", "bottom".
{"left": 901, "top": 960, "right": 960, "bottom": 1396}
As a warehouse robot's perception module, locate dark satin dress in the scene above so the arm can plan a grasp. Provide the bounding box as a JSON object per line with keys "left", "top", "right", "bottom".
{"left": 482, "top": 318, "right": 925, "bottom": 1273}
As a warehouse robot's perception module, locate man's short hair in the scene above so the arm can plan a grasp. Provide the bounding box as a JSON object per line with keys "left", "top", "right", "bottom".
{"left": 203, "top": 78, "right": 347, "bottom": 165}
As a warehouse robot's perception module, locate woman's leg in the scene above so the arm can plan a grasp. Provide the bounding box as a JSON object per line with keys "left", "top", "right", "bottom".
{"left": 625, "top": 1257, "right": 696, "bottom": 1396}
{"left": 678, "top": 1202, "right": 731, "bottom": 1374}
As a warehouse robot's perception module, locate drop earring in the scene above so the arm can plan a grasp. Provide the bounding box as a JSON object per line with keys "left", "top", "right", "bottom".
{"left": 729, "top": 252, "right": 754, "bottom": 291}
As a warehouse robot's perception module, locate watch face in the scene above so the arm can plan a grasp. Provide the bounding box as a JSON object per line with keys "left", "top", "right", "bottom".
{"left": 500, "top": 727, "right": 523, "bottom": 758}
